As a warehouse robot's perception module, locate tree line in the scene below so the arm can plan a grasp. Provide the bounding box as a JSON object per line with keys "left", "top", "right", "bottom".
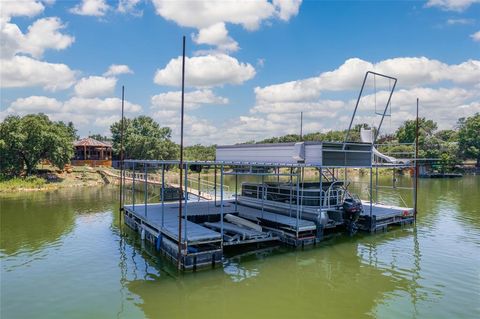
{"left": 1, "top": 112, "right": 478, "bottom": 177}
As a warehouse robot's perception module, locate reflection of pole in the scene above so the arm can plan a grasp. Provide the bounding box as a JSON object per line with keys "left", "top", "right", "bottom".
{"left": 414, "top": 98, "right": 419, "bottom": 220}
{"left": 411, "top": 225, "right": 421, "bottom": 315}
{"left": 119, "top": 86, "right": 125, "bottom": 223}
{"left": 177, "top": 36, "right": 186, "bottom": 270}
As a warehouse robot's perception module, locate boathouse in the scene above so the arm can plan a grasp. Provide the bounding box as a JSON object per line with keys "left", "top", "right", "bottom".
{"left": 72, "top": 137, "right": 113, "bottom": 167}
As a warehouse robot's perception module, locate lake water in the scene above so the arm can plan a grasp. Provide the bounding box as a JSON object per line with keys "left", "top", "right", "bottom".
{"left": 1, "top": 176, "right": 479, "bottom": 318}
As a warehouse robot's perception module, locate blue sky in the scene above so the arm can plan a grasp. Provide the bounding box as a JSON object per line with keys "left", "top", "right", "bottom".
{"left": 1, "top": 0, "right": 479, "bottom": 145}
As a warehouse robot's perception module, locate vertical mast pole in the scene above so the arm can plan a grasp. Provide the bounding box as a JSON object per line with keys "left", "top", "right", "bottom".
{"left": 414, "top": 98, "right": 419, "bottom": 220}
{"left": 119, "top": 86, "right": 125, "bottom": 223}
{"left": 177, "top": 36, "right": 186, "bottom": 269}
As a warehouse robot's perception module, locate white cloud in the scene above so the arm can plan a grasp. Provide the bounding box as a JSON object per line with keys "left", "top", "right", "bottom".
{"left": 192, "top": 23, "right": 239, "bottom": 53}
{"left": 23, "top": 17, "right": 74, "bottom": 58}
{"left": 471, "top": 30, "right": 480, "bottom": 42}
{"left": 446, "top": 18, "right": 475, "bottom": 25}
{"left": 150, "top": 89, "right": 228, "bottom": 144}
{"left": 8, "top": 96, "right": 141, "bottom": 115}
{"left": 0, "top": 0, "right": 45, "bottom": 20}
{"left": 151, "top": 89, "right": 228, "bottom": 110}
{"left": 117, "top": 0, "right": 142, "bottom": 15}
{"left": 152, "top": 0, "right": 301, "bottom": 52}
{"left": 0, "top": 10, "right": 76, "bottom": 92}
{"left": 5, "top": 95, "right": 142, "bottom": 135}
{"left": 425, "top": 0, "right": 480, "bottom": 11}
{"left": 154, "top": 54, "right": 255, "bottom": 88}
{"left": 152, "top": 0, "right": 275, "bottom": 30}
{"left": 242, "top": 86, "right": 480, "bottom": 142}
{"left": 74, "top": 76, "right": 117, "bottom": 98}
{"left": 251, "top": 100, "right": 346, "bottom": 114}
{"left": 0, "top": 55, "right": 77, "bottom": 91}
{"left": 255, "top": 57, "right": 480, "bottom": 104}
{"left": 70, "top": 0, "right": 109, "bottom": 17}
{"left": 273, "top": 0, "right": 302, "bottom": 21}
{"left": 1, "top": 17, "right": 74, "bottom": 59}
{"left": 103, "top": 64, "right": 133, "bottom": 76}
{"left": 94, "top": 115, "right": 121, "bottom": 128}
{"left": 151, "top": 112, "right": 219, "bottom": 145}
{"left": 63, "top": 97, "right": 141, "bottom": 113}
{"left": 9, "top": 95, "right": 62, "bottom": 112}
{"left": 223, "top": 54, "right": 480, "bottom": 144}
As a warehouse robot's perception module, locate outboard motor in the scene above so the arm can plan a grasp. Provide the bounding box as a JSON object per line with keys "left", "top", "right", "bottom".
{"left": 342, "top": 195, "right": 363, "bottom": 236}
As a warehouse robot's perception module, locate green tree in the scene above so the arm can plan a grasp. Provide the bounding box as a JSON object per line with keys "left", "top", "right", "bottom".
{"left": 457, "top": 113, "right": 480, "bottom": 167}
{"left": 111, "top": 116, "right": 178, "bottom": 160}
{"left": 65, "top": 121, "right": 79, "bottom": 140}
{"left": 395, "top": 118, "right": 437, "bottom": 144}
{"left": 0, "top": 114, "right": 75, "bottom": 176}
{"left": 435, "top": 129, "right": 457, "bottom": 143}
{"left": 184, "top": 144, "right": 216, "bottom": 161}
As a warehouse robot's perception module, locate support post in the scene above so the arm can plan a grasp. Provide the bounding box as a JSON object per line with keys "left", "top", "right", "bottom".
{"left": 289, "top": 167, "right": 293, "bottom": 217}
{"left": 161, "top": 164, "right": 165, "bottom": 227}
{"left": 220, "top": 164, "right": 224, "bottom": 243}
{"left": 369, "top": 165, "right": 373, "bottom": 218}
{"left": 144, "top": 163, "right": 148, "bottom": 217}
{"left": 319, "top": 167, "right": 323, "bottom": 207}
{"left": 214, "top": 165, "right": 217, "bottom": 206}
{"left": 197, "top": 170, "right": 201, "bottom": 202}
{"left": 234, "top": 170, "right": 238, "bottom": 212}
{"left": 177, "top": 36, "right": 186, "bottom": 270}
{"left": 119, "top": 87, "right": 125, "bottom": 222}
{"left": 296, "top": 169, "right": 300, "bottom": 239}
{"left": 184, "top": 163, "right": 188, "bottom": 250}
{"left": 132, "top": 162, "right": 135, "bottom": 210}
{"left": 261, "top": 174, "right": 265, "bottom": 218}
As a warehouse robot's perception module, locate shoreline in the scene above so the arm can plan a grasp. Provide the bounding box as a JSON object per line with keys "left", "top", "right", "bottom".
{"left": 0, "top": 169, "right": 107, "bottom": 194}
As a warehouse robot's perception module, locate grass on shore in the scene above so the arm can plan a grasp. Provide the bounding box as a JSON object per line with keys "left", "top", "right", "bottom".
{"left": 0, "top": 165, "right": 105, "bottom": 193}
{"left": 0, "top": 176, "right": 47, "bottom": 192}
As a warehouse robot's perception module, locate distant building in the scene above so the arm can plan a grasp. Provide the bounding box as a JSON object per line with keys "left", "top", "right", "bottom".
{"left": 72, "top": 137, "right": 113, "bottom": 167}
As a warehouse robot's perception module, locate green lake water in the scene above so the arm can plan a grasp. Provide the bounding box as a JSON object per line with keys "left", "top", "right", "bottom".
{"left": 1, "top": 176, "right": 479, "bottom": 318}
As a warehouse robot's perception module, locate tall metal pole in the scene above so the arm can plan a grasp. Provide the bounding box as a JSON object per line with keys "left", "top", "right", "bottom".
{"left": 119, "top": 86, "right": 125, "bottom": 223}
{"left": 414, "top": 98, "right": 419, "bottom": 220}
{"left": 177, "top": 36, "right": 186, "bottom": 269}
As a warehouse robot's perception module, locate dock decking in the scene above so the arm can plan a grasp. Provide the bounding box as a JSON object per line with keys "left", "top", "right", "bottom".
{"left": 124, "top": 204, "right": 222, "bottom": 244}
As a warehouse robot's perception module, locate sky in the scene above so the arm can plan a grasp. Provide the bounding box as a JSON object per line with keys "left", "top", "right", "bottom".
{"left": 1, "top": 0, "right": 479, "bottom": 145}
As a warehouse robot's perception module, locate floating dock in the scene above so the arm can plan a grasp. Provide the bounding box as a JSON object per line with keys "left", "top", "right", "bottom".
{"left": 119, "top": 71, "right": 417, "bottom": 271}
{"left": 120, "top": 141, "right": 416, "bottom": 270}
